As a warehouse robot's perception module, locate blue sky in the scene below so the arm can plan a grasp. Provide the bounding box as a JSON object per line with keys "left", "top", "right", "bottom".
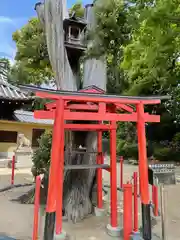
{"left": 0, "top": 0, "right": 89, "bottom": 63}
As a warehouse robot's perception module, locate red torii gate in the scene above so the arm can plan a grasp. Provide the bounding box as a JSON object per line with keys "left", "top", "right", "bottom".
{"left": 22, "top": 85, "right": 167, "bottom": 239}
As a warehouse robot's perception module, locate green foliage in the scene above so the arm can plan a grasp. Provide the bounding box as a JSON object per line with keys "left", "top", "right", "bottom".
{"left": 117, "top": 139, "right": 126, "bottom": 153}
{"left": 173, "top": 132, "right": 180, "bottom": 143}
{"left": 0, "top": 58, "right": 11, "bottom": 71}
{"left": 11, "top": 18, "right": 53, "bottom": 85}
{"left": 11, "top": 0, "right": 180, "bottom": 163}
{"left": 69, "top": 1, "right": 84, "bottom": 17}
{"left": 122, "top": 0, "right": 180, "bottom": 96}
{"left": 89, "top": 0, "right": 131, "bottom": 57}
{"left": 154, "top": 146, "right": 172, "bottom": 161}
{"left": 153, "top": 136, "right": 180, "bottom": 162}
{"left": 11, "top": 2, "right": 84, "bottom": 85}
{"left": 86, "top": 0, "right": 131, "bottom": 94}
{"left": 32, "top": 131, "right": 52, "bottom": 176}
{"left": 117, "top": 142, "right": 139, "bottom": 160}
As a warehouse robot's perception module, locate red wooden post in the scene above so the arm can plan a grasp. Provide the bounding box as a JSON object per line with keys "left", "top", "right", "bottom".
{"left": 152, "top": 185, "right": 159, "bottom": 217}
{"left": 133, "top": 172, "right": 138, "bottom": 233}
{"left": 46, "top": 100, "right": 61, "bottom": 213}
{"left": 137, "top": 102, "right": 151, "bottom": 239}
{"left": 45, "top": 98, "right": 65, "bottom": 235}
{"left": 97, "top": 130, "right": 103, "bottom": 209}
{"left": 32, "top": 175, "right": 41, "bottom": 240}
{"left": 123, "top": 183, "right": 133, "bottom": 240}
{"left": 11, "top": 155, "right": 15, "bottom": 185}
{"left": 55, "top": 99, "right": 65, "bottom": 234}
{"left": 120, "top": 156, "right": 124, "bottom": 189}
{"left": 110, "top": 121, "right": 117, "bottom": 227}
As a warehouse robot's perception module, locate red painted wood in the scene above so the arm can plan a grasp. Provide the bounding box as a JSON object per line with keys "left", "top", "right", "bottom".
{"left": 63, "top": 111, "right": 159, "bottom": 122}
{"left": 110, "top": 121, "right": 118, "bottom": 227}
{"left": 98, "top": 102, "right": 106, "bottom": 114}
{"left": 66, "top": 103, "right": 98, "bottom": 111}
{"left": 34, "top": 110, "right": 55, "bottom": 119}
{"left": 46, "top": 101, "right": 56, "bottom": 109}
{"left": 55, "top": 99, "right": 65, "bottom": 234}
{"left": 133, "top": 172, "right": 138, "bottom": 233}
{"left": 46, "top": 100, "right": 64, "bottom": 215}
{"left": 115, "top": 103, "right": 134, "bottom": 113}
{"left": 32, "top": 175, "right": 41, "bottom": 240}
{"left": 35, "top": 110, "right": 160, "bottom": 123}
{"left": 36, "top": 91, "right": 61, "bottom": 100}
{"left": 123, "top": 184, "right": 133, "bottom": 240}
{"left": 11, "top": 155, "right": 15, "bottom": 185}
{"left": 36, "top": 91, "right": 161, "bottom": 105}
{"left": 35, "top": 88, "right": 163, "bottom": 236}
{"left": 137, "top": 102, "right": 149, "bottom": 204}
{"left": 79, "top": 88, "right": 104, "bottom": 94}
{"left": 64, "top": 123, "right": 113, "bottom": 130}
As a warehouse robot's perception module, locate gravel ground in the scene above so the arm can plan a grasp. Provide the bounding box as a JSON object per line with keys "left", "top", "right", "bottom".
{"left": 0, "top": 164, "right": 180, "bottom": 239}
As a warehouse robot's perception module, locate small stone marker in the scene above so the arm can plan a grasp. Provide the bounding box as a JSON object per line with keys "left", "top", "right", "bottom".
{"left": 148, "top": 162, "right": 176, "bottom": 185}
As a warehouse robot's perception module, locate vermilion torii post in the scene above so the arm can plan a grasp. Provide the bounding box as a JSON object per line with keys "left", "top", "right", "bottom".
{"left": 137, "top": 102, "right": 151, "bottom": 240}
{"left": 110, "top": 121, "right": 118, "bottom": 227}
{"left": 19, "top": 84, "right": 168, "bottom": 240}
{"left": 45, "top": 99, "right": 65, "bottom": 235}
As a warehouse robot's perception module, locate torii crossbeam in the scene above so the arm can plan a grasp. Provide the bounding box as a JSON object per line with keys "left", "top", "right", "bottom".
{"left": 20, "top": 84, "right": 169, "bottom": 240}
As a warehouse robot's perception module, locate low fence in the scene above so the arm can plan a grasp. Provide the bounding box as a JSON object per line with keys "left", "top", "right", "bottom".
{"left": 32, "top": 156, "right": 160, "bottom": 240}
{"left": 0, "top": 154, "right": 33, "bottom": 193}
{"left": 32, "top": 175, "right": 42, "bottom": 240}
{"left": 123, "top": 172, "right": 159, "bottom": 239}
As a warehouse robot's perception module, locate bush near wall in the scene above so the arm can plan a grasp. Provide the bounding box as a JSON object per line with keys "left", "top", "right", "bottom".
{"left": 32, "top": 131, "right": 180, "bottom": 176}
{"left": 32, "top": 131, "right": 52, "bottom": 176}
{"left": 117, "top": 133, "right": 180, "bottom": 162}
{"left": 117, "top": 139, "right": 139, "bottom": 160}
{"left": 153, "top": 134, "right": 180, "bottom": 162}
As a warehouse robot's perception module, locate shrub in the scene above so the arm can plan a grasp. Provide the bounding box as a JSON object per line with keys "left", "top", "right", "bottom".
{"left": 123, "top": 142, "right": 139, "bottom": 160}
{"left": 153, "top": 146, "right": 172, "bottom": 161}
{"left": 173, "top": 132, "right": 180, "bottom": 143}
{"left": 117, "top": 139, "right": 126, "bottom": 156}
{"left": 32, "top": 131, "right": 52, "bottom": 176}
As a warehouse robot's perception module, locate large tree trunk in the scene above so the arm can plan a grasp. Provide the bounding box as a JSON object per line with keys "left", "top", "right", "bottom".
{"left": 35, "top": 0, "right": 107, "bottom": 223}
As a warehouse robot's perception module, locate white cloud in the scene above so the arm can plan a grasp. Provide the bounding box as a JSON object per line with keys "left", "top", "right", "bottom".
{"left": 0, "top": 16, "right": 14, "bottom": 24}
{"left": 0, "top": 16, "right": 27, "bottom": 63}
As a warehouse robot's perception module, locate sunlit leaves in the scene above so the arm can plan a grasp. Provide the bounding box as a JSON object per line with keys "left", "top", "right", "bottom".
{"left": 122, "top": 0, "right": 180, "bottom": 95}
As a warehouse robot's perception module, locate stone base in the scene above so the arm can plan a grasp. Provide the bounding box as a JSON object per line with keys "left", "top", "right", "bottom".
{"left": 106, "top": 224, "right": 122, "bottom": 237}
{"left": 0, "top": 237, "right": 16, "bottom": 240}
{"left": 130, "top": 231, "right": 142, "bottom": 240}
{"left": 54, "top": 230, "right": 67, "bottom": 240}
{"left": 15, "top": 149, "right": 33, "bottom": 169}
{"left": 94, "top": 207, "right": 105, "bottom": 217}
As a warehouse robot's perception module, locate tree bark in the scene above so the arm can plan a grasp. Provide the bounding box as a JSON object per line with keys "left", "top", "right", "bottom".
{"left": 35, "top": 0, "right": 107, "bottom": 223}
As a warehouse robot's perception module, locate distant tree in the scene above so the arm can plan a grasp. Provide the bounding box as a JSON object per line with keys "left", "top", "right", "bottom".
{"left": 86, "top": 0, "right": 131, "bottom": 94}
{"left": 11, "top": 18, "right": 53, "bottom": 85}
{"left": 11, "top": 2, "right": 85, "bottom": 86}
{"left": 0, "top": 58, "right": 11, "bottom": 71}
{"left": 121, "top": 0, "right": 180, "bottom": 96}
{"left": 69, "top": 1, "right": 84, "bottom": 17}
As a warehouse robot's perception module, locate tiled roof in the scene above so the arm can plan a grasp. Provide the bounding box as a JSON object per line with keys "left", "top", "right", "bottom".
{"left": 78, "top": 85, "right": 105, "bottom": 93}
{"left": 14, "top": 110, "right": 54, "bottom": 125}
{"left": 0, "top": 64, "right": 30, "bottom": 100}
